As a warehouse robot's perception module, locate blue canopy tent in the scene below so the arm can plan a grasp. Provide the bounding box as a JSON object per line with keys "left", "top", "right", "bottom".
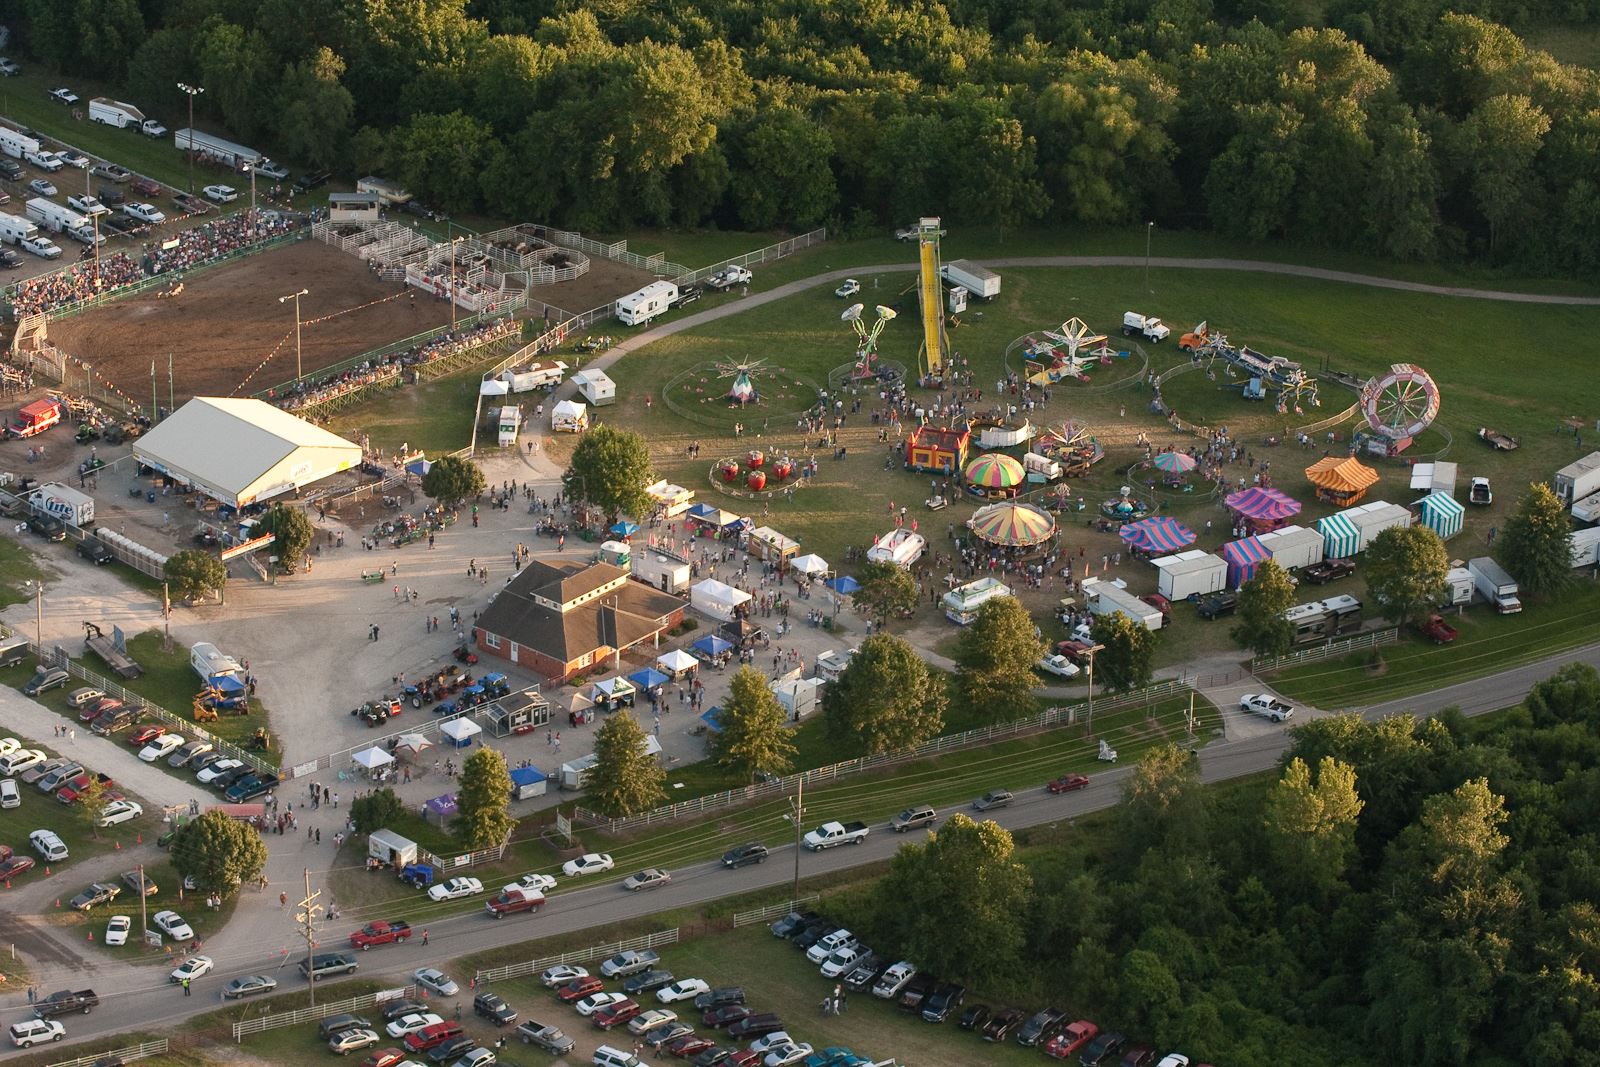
{"left": 687, "top": 502, "right": 718, "bottom": 520}
{"left": 826, "top": 575, "right": 862, "bottom": 594}
{"left": 405, "top": 457, "right": 432, "bottom": 478}
{"left": 692, "top": 634, "right": 733, "bottom": 658}
{"left": 700, "top": 706, "right": 724, "bottom": 733}
{"left": 628, "top": 667, "right": 669, "bottom": 692}
{"left": 509, "top": 766, "right": 546, "bottom": 800}
{"left": 610, "top": 520, "right": 640, "bottom": 538}
{"left": 423, "top": 792, "right": 456, "bottom": 827}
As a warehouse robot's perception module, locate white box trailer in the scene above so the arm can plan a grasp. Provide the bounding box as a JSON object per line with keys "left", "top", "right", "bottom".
{"left": 0, "top": 126, "right": 40, "bottom": 159}
{"left": 1081, "top": 577, "right": 1164, "bottom": 631}
{"left": 572, "top": 369, "right": 615, "bottom": 406}
{"left": 1442, "top": 566, "right": 1474, "bottom": 606}
{"left": 174, "top": 128, "right": 261, "bottom": 169}
{"left": 644, "top": 480, "right": 694, "bottom": 519}
{"left": 772, "top": 677, "right": 821, "bottom": 719}
{"left": 631, "top": 549, "right": 691, "bottom": 594}
{"left": 1150, "top": 549, "right": 1228, "bottom": 600}
{"left": 501, "top": 360, "right": 566, "bottom": 392}
{"left": 615, "top": 280, "right": 677, "bottom": 325}
{"left": 1256, "top": 524, "right": 1324, "bottom": 570}
{"left": 88, "top": 98, "right": 165, "bottom": 137}
{"left": 496, "top": 405, "right": 521, "bottom": 447}
{"left": 942, "top": 576, "right": 1012, "bottom": 625}
{"left": 0, "top": 212, "right": 38, "bottom": 245}
{"left": 29, "top": 483, "right": 94, "bottom": 525}
{"left": 560, "top": 736, "right": 662, "bottom": 789}
{"left": 1554, "top": 451, "right": 1600, "bottom": 505}
{"left": 1468, "top": 557, "right": 1521, "bottom": 614}
{"left": 368, "top": 828, "right": 417, "bottom": 868}
{"left": 1570, "top": 527, "right": 1600, "bottom": 567}
{"left": 25, "top": 197, "right": 85, "bottom": 234}
{"left": 1572, "top": 490, "right": 1600, "bottom": 524}
{"left": 940, "top": 259, "right": 1001, "bottom": 300}
{"left": 1348, "top": 501, "right": 1412, "bottom": 551}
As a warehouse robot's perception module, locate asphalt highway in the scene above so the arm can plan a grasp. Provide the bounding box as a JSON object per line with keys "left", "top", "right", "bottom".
{"left": 20, "top": 640, "right": 1600, "bottom": 1051}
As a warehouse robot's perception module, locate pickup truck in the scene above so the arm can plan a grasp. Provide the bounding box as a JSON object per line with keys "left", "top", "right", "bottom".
{"left": 705, "top": 265, "right": 752, "bottom": 291}
{"left": 1196, "top": 591, "right": 1238, "bottom": 620}
{"left": 890, "top": 806, "right": 937, "bottom": 833}
{"left": 485, "top": 885, "right": 544, "bottom": 918}
{"left": 1418, "top": 614, "right": 1458, "bottom": 644}
{"left": 803, "top": 821, "right": 870, "bottom": 850}
{"left": 349, "top": 919, "right": 412, "bottom": 949}
{"left": 1302, "top": 559, "right": 1356, "bottom": 585}
{"left": 515, "top": 1020, "right": 575, "bottom": 1054}
{"left": 34, "top": 988, "right": 99, "bottom": 1017}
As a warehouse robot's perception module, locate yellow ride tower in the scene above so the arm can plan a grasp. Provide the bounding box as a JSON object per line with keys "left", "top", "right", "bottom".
{"left": 915, "top": 217, "right": 948, "bottom": 380}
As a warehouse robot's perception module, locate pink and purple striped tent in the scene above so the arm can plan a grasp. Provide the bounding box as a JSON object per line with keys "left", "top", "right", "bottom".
{"left": 1221, "top": 535, "right": 1271, "bottom": 587}
{"left": 1225, "top": 487, "right": 1302, "bottom": 531}
{"left": 1119, "top": 516, "right": 1197, "bottom": 554}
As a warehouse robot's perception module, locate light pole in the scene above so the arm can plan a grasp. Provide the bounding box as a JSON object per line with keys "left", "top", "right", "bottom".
{"left": 176, "top": 83, "right": 203, "bottom": 194}
{"left": 448, "top": 235, "right": 464, "bottom": 331}
{"left": 279, "top": 288, "right": 308, "bottom": 381}
{"left": 24, "top": 580, "right": 42, "bottom": 648}
{"left": 243, "top": 163, "right": 257, "bottom": 240}
{"left": 1083, "top": 642, "right": 1104, "bottom": 733}
{"left": 783, "top": 778, "right": 805, "bottom": 906}
{"left": 1144, "top": 221, "right": 1154, "bottom": 293}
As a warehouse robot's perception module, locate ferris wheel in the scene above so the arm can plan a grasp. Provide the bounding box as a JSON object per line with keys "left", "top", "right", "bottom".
{"left": 1359, "top": 363, "right": 1440, "bottom": 441}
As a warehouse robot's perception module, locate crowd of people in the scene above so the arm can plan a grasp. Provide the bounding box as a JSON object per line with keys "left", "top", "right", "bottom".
{"left": 9, "top": 252, "right": 143, "bottom": 316}
{"left": 143, "top": 212, "right": 300, "bottom": 275}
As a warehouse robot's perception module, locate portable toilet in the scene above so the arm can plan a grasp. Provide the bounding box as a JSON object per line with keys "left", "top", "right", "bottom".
{"left": 497, "top": 406, "right": 521, "bottom": 447}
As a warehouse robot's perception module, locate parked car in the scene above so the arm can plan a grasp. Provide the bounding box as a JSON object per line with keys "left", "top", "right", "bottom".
{"left": 1195, "top": 592, "right": 1238, "bottom": 620}
{"left": 23, "top": 665, "right": 70, "bottom": 694}
{"left": 138, "top": 734, "right": 185, "bottom": 762}
{"left": 412, "top": 968, "right": 460, "bottom": 997}
{"left": 121, "top": 869, "right": 158, "bottom": 898}
{"left": 300, "top": 952, "right": 358, "bottom": 981}
{"left": 657, "top": 979, "right": 711, "bottom": 1004}
{"left": 563, "top": 852, "right": 615, "bottom": 877}
{"left": 896, "top": 974, "right": 938, "bottom": 1014}
{"left": 295, "top": 171, "right": 331, "bottom": 191}
{"left": 593, "top": 999, "right": 642, "bottom": 1030}
{"left": 575, "top": 993, "right": 629, "bottom": 1017}
{"left": 0, "top": 777, "right": 18, "bottom": 808}
{"left": 1239, "top": 693, "right": 1295, "bottom": 723}
{"left": 203, "top": 184, "right": 237, "bottom": 203}
{"left": 559, "top": 977, "right": 606, "bottom": 1003}
{"left": 599, "top": 949, "right": 660, "bottom": 978}
{"left": 330, "top": 1029, "right": 382, "bottom": 1055}
{"left": 622, "top": 970, "right": 676, "bottom": 997}
{"left": 28, "top": 178, "right": 57, "bottom": 197}
{"left": 721, "top": 843, "right": 768, "bottom": 868}
{"left": 872, "top": 962, "right": 917, "bottom": 999}
{"left": 834, "top": 279, "right": 860, "bottom": 298}
{"left": 1302, "top": 559, "right": 1356, "bottom": 584}
{"left": 170, "top": 955, "right": 213, "bottom": 983}
{"left": 1017, "top": 1007, "right": 1067, "bottom": 1047}
{"left": 693, "top": 987, "right": 745, "bottom": 1010}
{"left": 1047, "top": 774, "right": 1090, "bottom": 794}
{"left": 702, "top": 1006, "right": 751, "bottom": 1029}
{"left": 473, "top": 992, "right": 517, "bottom": 1026}
{"left": 1078, "top": 1031, "right": 1128, "bottom": 1066}
{"left": 381, "top": 1000, "right": 428, "bottom": 1023}
{"left": 122, "top": 202, "right": 165, "bottom": 224}
{"left": 67, "top": 687, "right": 105, "bottom": 708}
{"left": 48, "top": 87, "right": 80, "bottom": 104}
{"left": 152, "top": 910, "right": 193, "bottom": 940}
{"left": 626, "top": 1008, "right": 677, "bottom": 1036}
{"left": 91, "top": 162, "right": 131, "bottom": 182}
{"left": 958, "top": 1004, "right": 993, "bottom": 1031}
{"left": 517, "top": 1020, "right": 576, "bottom": 1054}
{"left": 726, "top": 1014, "right": 786, "bottom": 1040}
{"left": 57, "top": 149, "right": 89, "bottom": 168}
{"left": 973, "top": 790, "right": 1014, "bottom": 812}
{"left": 622, "top": 868, "right": 671, "bottom": 892}
{"left": 1037, "top": 654, "right": 1082, "bottom": 679}
{"left": 387, "top": 1014, "right": 446, "bottom": 1038}
{"left": 223, "top": 975, "right": 278, "bottom": 999}
{"left": 427, "top": 876, "right": 484, "bottom": 902}
{"left": 1117, "top": 1044, "right": 1157, "bottom": 1067}
{"left": 540, "top": 964, "right": 589, "bottom": 987}
{"left": 0, "top": 749, "right": 45, "bottom": 775}
{"left": 70, "top": 882, "right": 121, "bottom": 910}
{"left": 1042, "top": 1020, "right": 1099, "bottom": 1060}
{"left": 103, "top": 915, "right": 131, "bottom": 945}
{"left": 842, "top": 955, "right": 885, "bottom": 991}
{"left": 805, "top": 929, "right": 857, "bottom": 964}
{"left": 921, "top": 983, "right": 967, "bottom": 1023}
{"left": 768, "top": 911, "right": 818, "bottom": 938}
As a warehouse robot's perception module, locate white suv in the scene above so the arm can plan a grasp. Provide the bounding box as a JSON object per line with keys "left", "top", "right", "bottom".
{"left": 10, "top": 1018, "right": 66, "bottom": 1047}
{"left": 30, "top": 828, "right": 68, "bottom": 861}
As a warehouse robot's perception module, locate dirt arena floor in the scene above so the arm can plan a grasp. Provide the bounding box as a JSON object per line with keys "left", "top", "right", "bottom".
{"left": 47, "top": 240, "right": 455, "bottom": 403}
{"left": 525, "top": 256, "right": 656, "bottom": 320}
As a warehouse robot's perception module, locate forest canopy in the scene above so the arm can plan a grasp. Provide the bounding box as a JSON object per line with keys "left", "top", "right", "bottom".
{"left": 19, "top": 0, "right": 1600, "bottom": 275}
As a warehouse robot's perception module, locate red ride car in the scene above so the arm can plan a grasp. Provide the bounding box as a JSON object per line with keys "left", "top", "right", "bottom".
{"left": 1042, "top": 1019, "right": 1099, "bottom": 1059}
{"left": 725, "top": 1052, "right": 763, "bottom": 1067}
{"left": 558, "top": 976, "right": 605, "bottom": 1003}
{"left": 1046, "top": 774, "right": 1090, "bottom": 794}
{"left": 593, "top": 999, "right": 641, "bottom": 1030}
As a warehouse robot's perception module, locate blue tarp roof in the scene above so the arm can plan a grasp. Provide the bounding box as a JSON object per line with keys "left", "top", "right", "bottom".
{"left": 207, "top": 675, "right": 246, "bottom": 695}
{"left": 629, "top": 667, "right": 669, "bottom": 691}
{"left": 693, "top": 634, "right": 733, "bottom": 656}
{"left": 405, "top": 457, "right": 432, "bottom": 477}
{"left": 610, "top": 521, "right": 639, "bottom": 537}
{"left": 826, "top": 575, "right": 861, "bottom": 593}
{"left": 687, "top": 502, "right": 718, "bottom": 518}
{"left": 700, "top": 707, "right": 724, "bottom": 733}
{"left": 509, "top": 766, "right": 545, "bottom": 786}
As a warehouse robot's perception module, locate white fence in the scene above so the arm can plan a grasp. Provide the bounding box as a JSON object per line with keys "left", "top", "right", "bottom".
{"left": 574, "top": 678, "right": 1193, "bottom": 834}
{"left": 522, "top": 225, "right": 692, "bottom": 279}
{"left": 46, "top": 1038, "right": 168, "bottom": 1067}
{"left": 732, "top": 896, "right": 820, "bottom": 929}
{"left": 1253, "top": 627, "right": 1401, "bottom": 672}
{"left": 677, "top": 229, "right": 828, "bottom": 286}
{"left": 232, "top": 985, "right": 418, "bottom": 1041}
{"left": 475, "top": 927, "right": 680, "bottom": 984}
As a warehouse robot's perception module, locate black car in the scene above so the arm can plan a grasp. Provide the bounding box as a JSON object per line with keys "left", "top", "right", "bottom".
{"left": 1303, "top": 559, "right": 1357, "bottom": 584}
{"left": 721, "top": 843, "right": 768, "bottom": 869}
{"left": 769, "top": 911, "right": 818, "bottom": 938}
{"left": 1196, "top": 591, "right": 1238, "bottom": 620}
{"left": 922, "top": 983, "right": 967, "bottom": 1023}
{"left": 427, "top": 1037, "right": 476, "bottom": 1065}
{"left": 28, "top": 514, "right": 66, "bottom": 542}
{"left": 897, "top": 974, "right": 938, "bottom": 1014}
{"left": 702, "top": 1005, "right": 751, "bottom": 1029}
{"left": 211, "top": 766, "right": 254, "bottom": 790}
{"left": 473, "top": 992, "right": 517, "bottom": 1026}
{"left": 382, "top": 999, "right": 428, "bottom": 1022}
{"left": 726, "top": 1013, "right": 785, "bottom": 1040}
{"left": 1017, "top": 1006, "right": 1068, "bottom": 1047}
{"left": 299, "top": 952, "right": 357, "bottom": 981}
{"left": 791, "top": 921, "right": 837, "bottom": 950}
{"left": 622, "top": 969, "right": 675, "bottom": 996}
{"left": 692, "top": 1048, "right": 733, "bottom": 1067}
{"left": 692, "top": 987, "right": 746, "bottom": 1010}
{"left": 675, "top": 285, "right": 702, "bottom": 307}
{"left": 97, "top": 185, "right": 126, "bottom": 205}
{"left": 76, "top": 537, "right": 114, "bottom": 565}
{"left": 982, "top": 1008, "right": 1027, "bottom": 1042}
{"left": 1079, "top": 1030, "right": 1128, "bottom": 1066}
{"left": 0, "top": 159, "right": 21, "bottom": 179}
{"left": 401, "top": 199, "right": 445, "bottom": 221}
{"left": 294, "top": 171, "right": 331, "bottom": 192}
{"left": 958, "top": 1004, "right": 992, "bottom": 1030}
{"left": 225, "top": 774, "right": 274, "bottom": 802}
{"left": 0, "top": 249, "right": 20, "bottom": 269}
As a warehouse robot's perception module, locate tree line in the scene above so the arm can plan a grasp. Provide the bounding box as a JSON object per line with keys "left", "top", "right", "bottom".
{"left": 16, "top": 0, "right": 1600, "bottom": 275}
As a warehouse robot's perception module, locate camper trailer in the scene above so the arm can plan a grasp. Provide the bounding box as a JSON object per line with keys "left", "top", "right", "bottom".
{"left": 501, "top": 360, "right": 566, "bottom": 393}
{"left": 1284, "top": 595, "right": 1364, "bottom": 645}
{"left": 496, "top": 406, "right": 521, "bottom": 447}
{"left": 942, "top": 577, "right": 1012, "bottom": 625}
{"left": 615, "top": 280, "right": 678, "bottom": 326}
{"left": 1081, "top": 577, "right": 1165, "bottom": 631}
{"left": 190, "top": 641, "right": 244, "bottom": 684}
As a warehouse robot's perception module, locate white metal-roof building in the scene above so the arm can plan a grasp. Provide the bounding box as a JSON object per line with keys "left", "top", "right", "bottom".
{"left": 133, "top": 397, "right": 362, "bottom": 508}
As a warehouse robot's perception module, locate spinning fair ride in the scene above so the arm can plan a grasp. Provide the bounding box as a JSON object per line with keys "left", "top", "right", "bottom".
{"left": 1357, "top": 363, "right": 1440, "bottom": 450}
{"left": 716, "top": 357, "right": 768, "bottom": 405}
{"left": 842, "top": 302, "right": 897, "bottom": 380}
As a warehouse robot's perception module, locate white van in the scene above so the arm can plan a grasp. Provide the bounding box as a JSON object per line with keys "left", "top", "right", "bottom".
{"left": 10, "top": 1018, "right": 65, "bottom": 1047}
{"left": 593, "top": 1046, "right": 642, "bottom": 1067}
{"left": 30, "top": 828, "right": 68, "bottom": 861}
{"left": 0, "top": 778, "right": 18, "bottom": 808}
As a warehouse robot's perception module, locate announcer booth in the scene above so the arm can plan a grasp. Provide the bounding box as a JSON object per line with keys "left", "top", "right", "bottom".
{"left": 328, "top": 192, "right": 380, "bottom": 223}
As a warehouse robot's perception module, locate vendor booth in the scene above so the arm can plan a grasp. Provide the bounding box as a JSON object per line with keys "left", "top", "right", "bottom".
{"left": 1410, "top": 461, "right": 1458, "bottom": 496}
{"left": 572, "top": 369, "right": 616, "bottom": 406}
{"left": 485, "top": 690, "right": 549, "bottom": 737}
{"left": 1150, "top": 550, "right": 1227, "bottom": 600}
{"left": 591, "top": 676, "right": 636, "bottom": 710}
{"left": 551, "top": 399, "right": 589, "bottom": 433}
{"left": 1415, "top": 492, "right": 1464, "bottom": 540}
{"left": 1119, "top": 516, "right": 1198, "bottom": 555}
{"left": 1224, "top": 486, "right": 1302, "bottom": 533}
{"left": 509, "top": 766, "right": 547, "bottom": 800}
{"left": 1256, "top": 524, "right": 1324, "bottom": 570}
{"left": 1305, "top": 456, "right": 1379, "bottom": 506}
{"left": 1220, "top": 536, "right": 1271, "bottom": 588}
{"left": 440, "top": 717, "right": 482, "bottom": 748}
{"left": 942, "top": 576, "right": 1012, "bottom": 625}
{"left": 352, "top": 746, "right": 395, "bottom": 779}
{"left": 629, "top": 667, "right": 669, "bottom": 694}
{"left": 560, "top": 734, "right": 663, "bottom": 789}
{"left": 657, "top": 648, "right": 698, "bottom": 677}
{"left": 747, "top": 526, "right": 800, "bottom": 562}
{"left": 633, "top": 549, "right": 692, "bottom": 594}
{"left": 692, "top": 633, "right": 733, "bottom": 660}
{"left": 690, "top": 578, "right": 752, "bottom": 621}
{"left": 772, "top": 677, "right": 821, "bottom": 720}
{"left": 393, "top": 733, "right": 434, "bottom": 759}
{"left": 368, "top": 828, "right": 418, "bottom": 869}
{"left": 790, "top": 553, "right": 829, "bottom": 578}
{"left": 423, "top": 793, "right": 457, "bottom": 828}
{"left": 645, "top": 480, "right": 695, "bottom": 518}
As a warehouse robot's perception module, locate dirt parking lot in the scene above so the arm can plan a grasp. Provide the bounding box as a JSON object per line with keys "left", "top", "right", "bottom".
{"left": 47, "top": 239, "right": 454, "bottom": 402}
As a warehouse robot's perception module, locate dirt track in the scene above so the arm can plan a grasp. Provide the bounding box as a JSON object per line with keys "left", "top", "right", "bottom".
{"left": 48, "top": 240, "right": 454, "bottom": 403}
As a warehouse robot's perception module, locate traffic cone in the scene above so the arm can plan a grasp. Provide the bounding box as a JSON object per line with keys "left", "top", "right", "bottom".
{"left": 86, "top": 930, "right": 93, "bottom": 941}
{"left": 55, "top": 898, "right": 61, "bottom": 907}
{"left": 45, "top": 866, "right": 51, "bottom": 876}
{"left": 136, "top": 833, "right": 142, "bottom": 844}
{"left": 114, "top": 840, "right": 121, "bottom": 850}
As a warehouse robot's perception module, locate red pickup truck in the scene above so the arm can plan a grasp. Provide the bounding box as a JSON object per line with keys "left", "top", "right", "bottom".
{"left": 485, "top": 885, "right": 544, "bottom": 919}
{"left": 1419, "top": 614, "right": 1458, "bottom": 644}
{"left": 349, "top": 919, "right": 412, "bottom": 949}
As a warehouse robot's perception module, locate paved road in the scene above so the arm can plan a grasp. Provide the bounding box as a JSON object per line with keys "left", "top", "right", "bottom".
{"left": 19, "top": 638, "right": 1600, "bottom": 1051}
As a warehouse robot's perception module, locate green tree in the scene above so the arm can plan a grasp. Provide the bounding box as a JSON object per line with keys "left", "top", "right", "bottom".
{"left": 171, "top": 809, "right": 268, "bottom": 896}
{"left": 276, "top": 48, "right": 356, "bottom": 170}
{"left": 453, "top": 747, "right": 515, "bottom": 848}
{"left": 1262, "top": 756, "right": 1364, "bottom": 898}
{"left": 1365, "top": 524, "right": 1450, "bottom": 625}
{"left": 954, "top": 595, "right": 1043, "bottom": 716}
{"left": 196, "top": 19, "right": 280, "bottom": 142}
{"left": 1363, "top": 103, "right": 1440, "bottom": 261}
{"left": 1497, "top": 482, "right": 1573, "bottom": 598}
{"left": 350, "top": 787, "right": 405, "bottom": 835}
{"left": 75, "top": 774, "right": 112, "bottom": 841}
{"left": 265, "top": 502, "right": 315, "bottom": 573}
{"left": 390, "top": 110, "right": 498, "bottom": 213}
{"left": 421, "top": 454, "right": 487, "bottom": 509}
{"left": 711, "top": 666, "right": 797, "bottom": 782}
{"left": 1119, "top": 743, "right": 1205, "bottom": 860}
{"left": 1462, "top": 94, "right": 1550, "bottom": 255}
{"left": 125, "top": 28, "right": 200, "bottom": 123}
{"left": 584, "top": 711, "right": 666, "bottom": 817}
{"left": 732, "top": 107, "right": 838, "bottom": 230}
{"left": 874, "top": 813, "right": 1033, "bottom": 987}
{"left": 824, "top": 633, "right": 947, "bottom": 754}
{"left": 851, "top": 561, "right": 918, "bottom": 628}
{"left": 563, "top": 423, "right": 654, "bottom": 520}
{"left": 1089, "top": 611, "right": 1154, "bottom": 692}
{"left": 1233, "top": 558, "right": 1297, "bottom": 658}
{"left": 165, "top": 549, "right": 228, "bottom": 603}
{"left": 72, "top": 0, "right": 148, "bottom": 84}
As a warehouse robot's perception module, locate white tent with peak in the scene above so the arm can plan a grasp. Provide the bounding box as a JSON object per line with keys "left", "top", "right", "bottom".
{"left": 790, "top": 553, "right": 829, "bottom": 576}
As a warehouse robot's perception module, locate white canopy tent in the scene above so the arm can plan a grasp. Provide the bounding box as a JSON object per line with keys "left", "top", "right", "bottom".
{"left": 790, "top": 553, "right": 829, "bottom": 576}
{"left": 656, "top": 648, "right": 698, "bottom": 675}
{"left": 551, "top": 399, "right": 589, "bottom": 433}
{"left": 440, "top": 718, "right": 482, "bottom": 747}
{"left": 394, "top": 733, "right": 433, "bottom": 756}
{"left": 690, "top": 578, "right": 752, "bottom": 621}
{"left": 352, "top": 746, "right": 394, "bottom": 770}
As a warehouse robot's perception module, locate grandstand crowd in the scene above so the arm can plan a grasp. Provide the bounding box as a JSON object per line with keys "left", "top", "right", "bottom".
{"left": 7, "top": 213, "right": 306, "bottom": 317}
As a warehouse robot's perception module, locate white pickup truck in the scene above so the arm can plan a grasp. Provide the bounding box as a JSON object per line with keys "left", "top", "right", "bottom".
{"left": 802, "top": 820, "right": 870, "bottom": 851}
{"left": 706, "top": 265, "right": 752, "bottom": 291}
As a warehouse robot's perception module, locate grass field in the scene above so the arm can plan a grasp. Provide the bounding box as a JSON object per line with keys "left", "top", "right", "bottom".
{"left": 0, "top": 535, "right": 49, "bottom": 610}
{"left": 0, "top": 726, "right": 156, "bottom": 873}
{"left": 1520, "top": 23, "right": 1600, "bottom": 70}
{"left": 326, "top": 367, "right": 484, "bottom": 458}
{"left": 117, "top": 630, "right": 280, "bottom": 765}
{"left": 43, "top": 855, "right": 242, "bottom": 967}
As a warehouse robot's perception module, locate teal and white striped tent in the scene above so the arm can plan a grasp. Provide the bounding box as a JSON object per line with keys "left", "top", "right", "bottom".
{"left": 1318, "top": 511, "right": 1361, "bottom": 558}
{"left": 1416, "top": 492, "right": 1464, "bottom": 540}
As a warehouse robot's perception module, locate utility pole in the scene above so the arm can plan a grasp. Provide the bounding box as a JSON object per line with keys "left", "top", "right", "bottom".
{"left": 279, "top": 288, "right": 308, "bottom": 381}
{"left": 296, "top": 870, "right": 322, "bottom": 1007}
{"left": 167, "top": 353, "right": 174, "bottom": 417}
{"left": 1083, "top": 643, "right": 1104, "bottom": 735}
{"left": 138, "top": 862, "right": 149, "bottom": 942}
{"left": 151, "top": 360, "right": 157, "bottom": 423}
{"left": 785, "top": 778, "right": 805, "bottom": 906}
{"left": 448, "top": 236, "right": 463, "bottom": 331}
{"left": 176, "top": 84, "right": 203, "bottom": 194}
